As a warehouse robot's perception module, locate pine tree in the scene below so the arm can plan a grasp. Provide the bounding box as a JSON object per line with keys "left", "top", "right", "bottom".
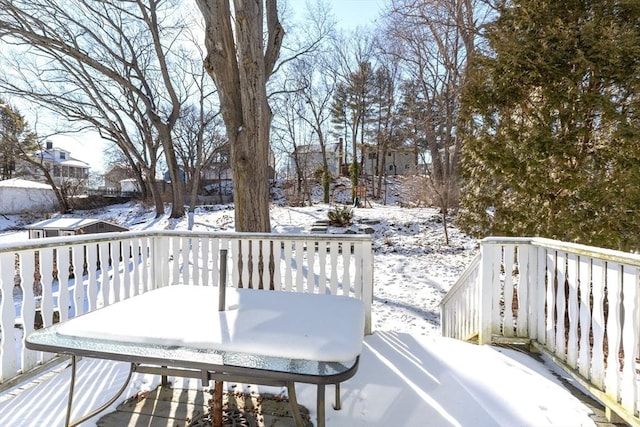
{"left": 459, "top": 0, "right": 640, "bottom": 251}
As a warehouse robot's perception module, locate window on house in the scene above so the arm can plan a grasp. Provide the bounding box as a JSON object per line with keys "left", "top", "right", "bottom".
{"left": 60, "top": 152, "right": 66, "bottom": 159}
{"left": 53, "top": 166, "right": 60, "bottom": 177}
{"left": 389, "top": 165, "right": 394, "bottom": 171}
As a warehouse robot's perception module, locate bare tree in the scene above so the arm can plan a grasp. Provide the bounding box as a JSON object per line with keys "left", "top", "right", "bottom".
{"left": 0, "top": 0, "right": 190, "bottom": 218}
{"left": 195, "top": 0, "right": 284, "bottom": 232}
{"left": 272, "top": 90, "right": 314, "bottom": 206}
{"left": 291, "top": 57, "right": 337, "bottom": 203}
{"left": 382, "top": 0, "right": 491, "bottom": 243}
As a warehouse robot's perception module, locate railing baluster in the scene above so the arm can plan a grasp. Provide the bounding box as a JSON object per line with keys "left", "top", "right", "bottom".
{"left": 19, "top": 251, "right": 38, "bottom": 370}
{"left": 0, "top": 252, "right": 17, "bottom": 381}
{"left": 604, "top": 262, "right": 622, "bottom": 403}
{"left": 517, "top": 245, "right": 529, "bottom": 337}
{"left": 545, "top": 250, "right": 557, "bottom": 352}
{"left": 591, "top": 259, "right": 606, "bottom": 389}
{"left": 72, "top": 245, "right": 85, "bottom": 316}
{"left": 555, "top": 252, "right": 567, "bottom": 360}
{"left": 0, "top": 230, "right": 374, "bottom": 387}
{"left": 620, "top": 266, "right": 638, "bottom": 412}
{"left": 502, "top": 245, "right": 515, "bottom": 337}
{"left": 294, "top": 240, "right": 304, "bottom": 293}
{"left": 577, "top": 257, "right": 592, "bottom": 379}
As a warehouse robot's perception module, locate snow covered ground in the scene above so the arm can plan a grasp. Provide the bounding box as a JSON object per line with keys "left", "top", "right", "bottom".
{"left": 0, "top": 191, "right": 602, "bottom": 426}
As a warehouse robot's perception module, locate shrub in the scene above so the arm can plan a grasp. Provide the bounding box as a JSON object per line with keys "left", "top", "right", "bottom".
{"left": 327, "top": 206, "right": 353, "bottom": 227}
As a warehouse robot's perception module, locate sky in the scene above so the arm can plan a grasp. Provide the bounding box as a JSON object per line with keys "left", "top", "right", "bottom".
{"left": 0, "top": 182, "right": 603, "bottom": 426}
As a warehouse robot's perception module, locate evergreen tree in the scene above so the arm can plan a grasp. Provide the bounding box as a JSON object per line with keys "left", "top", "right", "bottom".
{"left": 459, "top": 0, "right": 640, "bottom": 251}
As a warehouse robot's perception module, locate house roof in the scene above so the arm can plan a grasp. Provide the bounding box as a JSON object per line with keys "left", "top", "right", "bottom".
{"left": 0, "top": 178, "right": 54, "bottom": 190}
{"left": 26, "top": 217, "right": 127, "bottom": 231}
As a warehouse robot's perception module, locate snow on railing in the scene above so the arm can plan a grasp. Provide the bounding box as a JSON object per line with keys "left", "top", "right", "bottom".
{"left": 441, "top": 237, "right": 640, "bottom": 425}
{"left": 0, "top": 231, "right": 373, "bottom": 387}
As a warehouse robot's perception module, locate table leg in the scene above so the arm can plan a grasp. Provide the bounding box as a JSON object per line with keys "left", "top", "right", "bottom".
{"left": 317, "top": 383, "right": 326, "bottom": 427}
{"left": 286, "top": 381, "right": 305, "bottom": 427}
{"left": 333, "top": 382, "right": 341, "bottom": 410}
{"left": 67, "top": 362, "right": 135, "bottom": 427}
{"left": 65, "top": 356, "right": 77, "bottom": 427}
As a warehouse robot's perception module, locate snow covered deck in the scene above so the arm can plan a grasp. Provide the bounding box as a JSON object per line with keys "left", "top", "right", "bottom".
{"left": 0, "top": 331, "right": 603, "bottom": 426}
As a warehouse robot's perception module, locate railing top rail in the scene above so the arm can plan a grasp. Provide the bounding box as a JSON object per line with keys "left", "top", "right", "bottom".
{"left": 481, "top": 236, "right": 640, "bottom": 267}
{"left": 0, "top": 229, "right": 373, "bottom": 253}
{"left": 439, "top": 253, "right": 480, "bottom": 307}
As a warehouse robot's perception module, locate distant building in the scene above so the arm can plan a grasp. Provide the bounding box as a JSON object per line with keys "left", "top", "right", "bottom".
{"left": 26, "top": 218, "right": 128, "bottom": 239}
{"left": 0, "top": 178, "right": 57, "bottom": 214}
{"left": 362, "top": 145, "right": 416, "bottom": 176}
{"left": 287, "top": 143, "right": 341, "bottom": 179}
{"left": 18, "top": 141, "right": 90, "bottom": 194}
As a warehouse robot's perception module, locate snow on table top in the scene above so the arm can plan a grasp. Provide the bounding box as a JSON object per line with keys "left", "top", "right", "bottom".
{"left": 57, "top": 286, "right": 365, "bottom": 362}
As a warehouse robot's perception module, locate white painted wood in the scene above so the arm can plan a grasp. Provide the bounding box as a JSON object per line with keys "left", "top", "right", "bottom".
{"left": 231, "top": 239, "right": 240, "bottom": 289}
{"left": 503, "top": 245, "right": 515, "bottom": 337}
{"left": 354, "top": 242, "right": 363, "bottom": 300}
{"left": 111, "top": 242, "right": 121, "bottom": 304}
{"left": 536, "top": 247, "right": 546, "bottom": 344}
{"left": 478, "top": 244, "right": 495, "bottom": 345}
{"left": 620, "top": 266, "right": 639, "bottom": 412}
{"left": 341, "top": 243, "right": 351, "bottom": 296}
{"left": 591, "top": 259, "right": 606, "bottom": 389}
{"left": 141, "top": 236, "right": 151, "bottom": 292}
{"left": 0, "top": 231, "right": 376, "bottom": 385}
{"left": 318, "top": 241, "right": 327, "bottom": 294}
{"left": 19, "top": 251, "right": 37, "bottom": 371}
{"left": 98, "top": 242, "right": 111, "bottom": 307}
{"left": 0, "top": 252, "right": 17, "bottom": 381}
{"left": 566, "top": 254, "right": 579, "bottom": 368}
{"left": 250, "top": 239, "right": 260, "bottom": 289}
{"left": 295, "top": 240, "right": 305, "bottom": 293}
{"left": 555, "top": 252, "right": 567, "bottom": 360}
{"left": 86, "top": 243, "right": 99, "bottom": 311}
{"left": 57, "top": 247, "right": 70, "bottom": 322}
{"left": 283, "top": 239, "right": 293, "bottom": 292}
{"left": 260, "top": 240, "right": 271, "bottom": 290}
{"left": 490, "top": 246, "right": 502, "bottom": 336}
{"left": 545, "top": 250, "right": 557, "bottom": 353}
{"left": 329, "top": 241, "right": 339, "bottom": 295}
{"left": 72, "top": 245, "right": 86, "bottom": 316}
{"left": 272, "top": 239, "right": 283, "bottom": 290}
{"left": 517, "top": 245, "right": 529, "bottom": 337}
{"left": 577, "top": 256, "right": 592, "bottom": 379}
{"left": 40, "top": 248, "right": 54, "bottom": 328}
{"left": 604, "top": 262, "right": 622, "bottom": 402}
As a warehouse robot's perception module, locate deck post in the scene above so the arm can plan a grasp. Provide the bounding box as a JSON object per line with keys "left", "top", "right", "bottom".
{"left": 478, "top": 242, "right": 494, "bottom": 345}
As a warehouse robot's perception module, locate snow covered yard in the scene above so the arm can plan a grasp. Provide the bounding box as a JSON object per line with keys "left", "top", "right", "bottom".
{"left": 0, "top": 201, "right": 605, "bottom": 426}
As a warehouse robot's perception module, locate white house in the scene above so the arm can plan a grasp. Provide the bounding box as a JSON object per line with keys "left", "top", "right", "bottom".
{"left": 287, "top": 143, "right": 341, "bottom": 178}
{"left": 19, "top": 141, "right": 90, "bottom": 194}
{"left": 362, "top": 145, "right": 416, "bottom": 176}
{"left": 0, "top": 178, "right": 57, "bottom": 214}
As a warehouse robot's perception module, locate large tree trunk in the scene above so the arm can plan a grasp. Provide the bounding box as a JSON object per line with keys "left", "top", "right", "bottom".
{"left": 197, "top": 0, "right": 283, "bottom": 233}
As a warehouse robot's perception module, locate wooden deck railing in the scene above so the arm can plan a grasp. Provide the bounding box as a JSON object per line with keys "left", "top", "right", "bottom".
{"left": 0, "top": 231, "right": 373, "bottom": 388}
{"left": 440, "top": 237, "right": 640, "bottom": 426}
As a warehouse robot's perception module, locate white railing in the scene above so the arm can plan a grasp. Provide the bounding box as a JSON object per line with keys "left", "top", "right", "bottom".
{"left": 441, "top": 237, "right": 640, "bottom": 426}
{"left": 0, "top": 230, "right": 373, "bottom": 387}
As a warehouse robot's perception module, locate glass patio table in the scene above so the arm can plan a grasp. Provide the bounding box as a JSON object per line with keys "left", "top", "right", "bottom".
{"left": 26, "top": 285, "right": 365, "bottom": 427}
